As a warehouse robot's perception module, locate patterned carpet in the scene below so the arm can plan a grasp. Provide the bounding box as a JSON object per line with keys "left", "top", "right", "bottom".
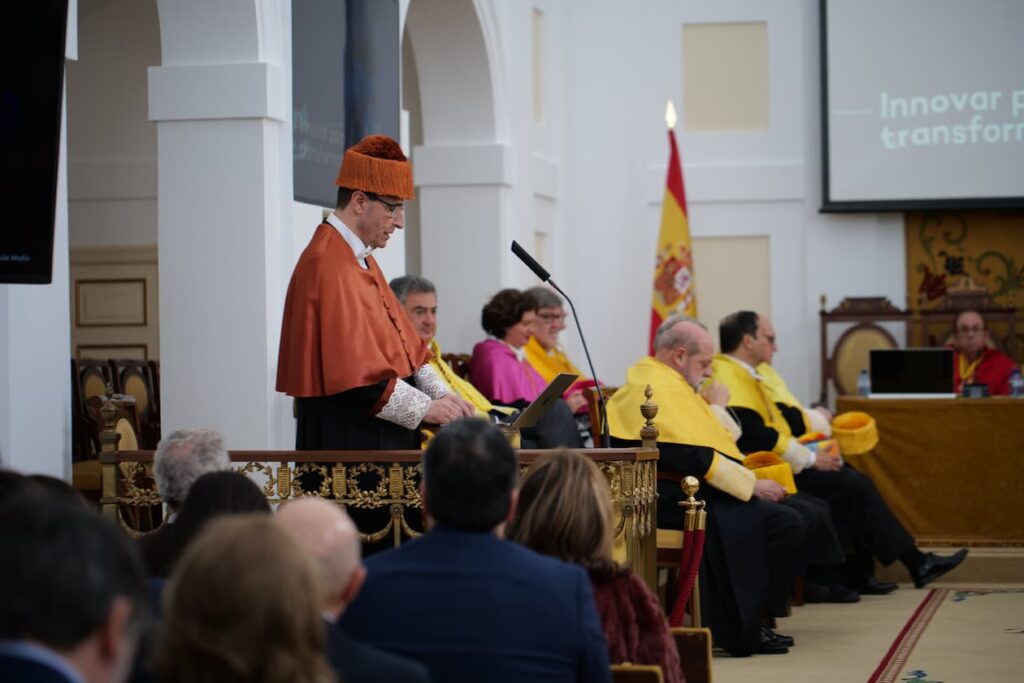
{"left": 868, "top": 587, "right": 1024, "bottom": 683}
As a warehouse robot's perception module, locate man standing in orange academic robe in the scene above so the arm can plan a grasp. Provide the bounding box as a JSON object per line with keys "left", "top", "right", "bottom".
{"left": 276, "top": 135, "right": 472, "bottom": 450}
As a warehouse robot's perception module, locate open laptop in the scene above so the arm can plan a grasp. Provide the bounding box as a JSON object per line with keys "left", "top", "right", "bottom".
{"left": 506, "top": 372, "right": 578, "bottom": 430}
{"left": 868, "top": 348, "right": 956, "bottom": 398}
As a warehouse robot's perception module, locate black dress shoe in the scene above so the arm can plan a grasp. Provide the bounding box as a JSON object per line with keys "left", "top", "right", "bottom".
{"left": 757, "top": 626, "right": 789, "bottom": 655}
{"left": 764, "top": 627, "right": 795, "bottom": 647}
{"left": 858, "top": 577, "right": 899, "bottom": 595}
{"left": 911, "top": 549, "right": 968, "bottom": 588}
{"left": 805, "top": 582, "right": 861, "bottom": 603}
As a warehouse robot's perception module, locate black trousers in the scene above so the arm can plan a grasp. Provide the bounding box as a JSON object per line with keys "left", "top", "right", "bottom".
{"left": 660, "top": 481, "right": 804, "bottom": 655}
{"left": 796, "top": 464, "right": 915, "bottom": 566}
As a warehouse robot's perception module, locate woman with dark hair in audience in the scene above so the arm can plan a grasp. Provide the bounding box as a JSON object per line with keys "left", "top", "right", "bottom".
{"left": 154, "top": 514, "right": 335, "bottom": 683}
{"left": 509, "top": 449, "right": 684, "bottom": 683}
{"left": 469, "top": 289, "right": 582, "bottom": 448}
{"left": 151, "top": 470, "right": 271, "bottom": 577}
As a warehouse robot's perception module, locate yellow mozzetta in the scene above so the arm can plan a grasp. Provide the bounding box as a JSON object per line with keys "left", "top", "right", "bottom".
{"left": 756, "top": 362, "right": 813, "bottom": 433}
{"left": 711, "top": 355, "right": 794, "bottom": 455}
{"left": 427, "top": 339, "right": 512, "bottom": 417}
{"left": 607, "top": 356, "right": 756, "bottom": 501}
{"left": 524, "top": 336, "right": 584, "bottom": 382}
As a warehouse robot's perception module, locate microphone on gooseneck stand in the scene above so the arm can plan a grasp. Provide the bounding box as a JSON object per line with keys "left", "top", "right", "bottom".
{"left": 510, "top": 240, "right": 610, "bottom": 448}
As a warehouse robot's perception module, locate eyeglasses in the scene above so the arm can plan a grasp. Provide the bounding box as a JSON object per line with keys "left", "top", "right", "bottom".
{"left": 364, "top": 192, "right": 405, "bottom": 215}
{"left": 537, "top": 312, "right": 568, "bottom": 323}
{"left": 956, "top": 325, "right": 984, "bottom": 334}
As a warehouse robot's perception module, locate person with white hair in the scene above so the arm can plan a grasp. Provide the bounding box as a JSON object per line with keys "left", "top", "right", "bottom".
{"left": 276, "top": 498, "right": 429, "bottom": 683}
{"left": 137, "top": 428, "right": 230, "bottom": 576}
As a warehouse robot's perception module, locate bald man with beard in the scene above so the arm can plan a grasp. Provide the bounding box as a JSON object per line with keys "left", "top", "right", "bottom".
{"left": 276, "top": 499, "right": 430, "bottom": 683}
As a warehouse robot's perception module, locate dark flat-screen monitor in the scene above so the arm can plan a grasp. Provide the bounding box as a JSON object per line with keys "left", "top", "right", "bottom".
{"left": 0, "top": 0, "right": 68, "bottom": 284}
{"left": 292, "top": 0, "right": 400, "bottom": 208}
{"left": 869, "top": 348, "right": 955, "bottom": 398}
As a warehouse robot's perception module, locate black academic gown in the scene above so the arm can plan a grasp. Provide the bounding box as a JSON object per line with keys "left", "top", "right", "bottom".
{"left": 736, "top": 405, "right": 915, "bottom": 567}
{"left": 613, "top": 437, "right": 804, "bottom": 656}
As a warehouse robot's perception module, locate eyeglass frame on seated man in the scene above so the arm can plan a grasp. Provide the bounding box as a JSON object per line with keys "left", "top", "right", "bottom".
{"left": 363, "top": 191, "right": 405, "bottom": 215}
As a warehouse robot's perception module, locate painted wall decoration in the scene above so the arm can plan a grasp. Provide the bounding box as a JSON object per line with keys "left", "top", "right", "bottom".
{"left": 906, "top": 211, "right": 1024, "bottom": 362}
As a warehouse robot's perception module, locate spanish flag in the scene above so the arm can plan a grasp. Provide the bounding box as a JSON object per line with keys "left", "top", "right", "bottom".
{"left": 648, "top": 103, "right": 697, "bottom": 353}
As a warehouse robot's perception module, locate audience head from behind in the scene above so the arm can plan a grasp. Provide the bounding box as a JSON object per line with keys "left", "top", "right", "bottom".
{"left": 155, "top": 514, "right": 334, "bottom": 683}
{"left": 653, "top": 313, "right": 715, "bottom": 389}
{"left": 166, "top": 471, "right": 270, "bottom": 572}
{"left": 390, "top": 274, "right": 438, "bottom": 342}
{"left": 508, "top": 449, "right": 617, "bottom": 576}
{"left": 480, "top": 288, "right": 538, "bottom": 350}
{"left": 423, "top": 417, "right": 519, "bottom": 534}
{"left": 0, "top": 494, "right": 147, "bottom": 683}
{"left": 277, "top": 498, "right": 364, "bottom": 622}
{"left": 525, "top": 286, "right": 567, "bottom": 352}
{"left": 153, "top": 428, "right": 230, "bottom": 512}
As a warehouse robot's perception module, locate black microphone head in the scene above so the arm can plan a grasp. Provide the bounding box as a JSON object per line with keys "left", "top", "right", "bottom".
{"left": 511, "top": 240, "right": 551, "bottom": 282}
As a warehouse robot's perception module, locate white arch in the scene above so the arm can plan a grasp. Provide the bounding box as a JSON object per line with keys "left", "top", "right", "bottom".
{"left": 403, "top": 0, "right": 513, "bottom": 353}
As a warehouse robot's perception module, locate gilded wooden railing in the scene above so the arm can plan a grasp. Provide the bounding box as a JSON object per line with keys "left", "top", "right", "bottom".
{"left": 98, "top": 391, "right": 663, "bottom": 589}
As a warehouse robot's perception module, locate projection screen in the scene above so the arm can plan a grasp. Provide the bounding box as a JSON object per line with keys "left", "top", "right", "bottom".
{"left": 821, "top": 0, "right": 1024, "bottom": 211}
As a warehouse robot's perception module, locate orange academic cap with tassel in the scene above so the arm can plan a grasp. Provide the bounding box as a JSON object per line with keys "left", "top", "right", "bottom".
{"left": 334, "top": 134, "right": 415, "bottom": 200}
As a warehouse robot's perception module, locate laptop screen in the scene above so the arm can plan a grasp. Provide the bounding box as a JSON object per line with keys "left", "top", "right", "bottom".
{"left": 869, "top": 348, "right": 954, "bottom": 395}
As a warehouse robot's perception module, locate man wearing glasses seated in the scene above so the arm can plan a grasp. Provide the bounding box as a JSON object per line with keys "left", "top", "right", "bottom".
{"left": 949, "top": 310, "right": 1017, "bottom": 396}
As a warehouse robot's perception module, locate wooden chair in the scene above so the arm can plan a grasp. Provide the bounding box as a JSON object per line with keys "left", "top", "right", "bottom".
{"left": 71, "top": 358, "right": 115, "bottom": 461}
{"left": 819, "top": 296, "right": 911, "bottom": 404}
{"left": 110, "top": 358, "right": 161, "bottom": 449}
{"left": 610, "top": 663, "right": 663, "bottom": 683}
{"left": 585, "top": 385, "right": 618, "bottom": 445}
{"left": 441, "top": 352, "right": 472, "bottom": 379}
{"left": 672, "top": 627, "right": 712, "bottom": 683}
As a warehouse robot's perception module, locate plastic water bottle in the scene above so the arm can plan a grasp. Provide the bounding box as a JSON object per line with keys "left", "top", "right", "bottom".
{"left": 857, "top": 369, "right": 871, "bottom": 397}
{"left": 1010, "top": 369, "right": 1024, "bottom": 398}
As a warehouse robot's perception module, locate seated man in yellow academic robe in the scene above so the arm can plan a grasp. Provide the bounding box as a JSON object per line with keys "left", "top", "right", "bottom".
{"left": 607, "top": 314, "right": 804, "bottom": 656}
{"left": 712, "top": 310, "right": 967, "bottom": 594}
{"left": 389, "top": 276, "right": 578, "bottom": 449}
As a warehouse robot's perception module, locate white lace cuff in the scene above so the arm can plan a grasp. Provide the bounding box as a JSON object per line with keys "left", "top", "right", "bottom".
{"left": 376, "top": 380, "right": 431, "bottom": 429}
{"left": 414, "top": 364, "right": 450, "bottom": 400}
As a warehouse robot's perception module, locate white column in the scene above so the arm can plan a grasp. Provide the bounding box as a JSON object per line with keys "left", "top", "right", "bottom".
{"left": 150, "top": 47, "right": 294, "bottom": 448}
{"left": 414, "top": 143, "right": 515, "bottom": 353}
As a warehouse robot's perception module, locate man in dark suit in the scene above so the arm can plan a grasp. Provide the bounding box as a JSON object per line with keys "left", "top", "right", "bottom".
{"left": 277, "top": 497, "right": 431, "bottom": 683}
{"left": 0, "top": 493, "right": 147, "bottom": 683}
{"left": 340, "top": 418, "right": 611, "bottom": 683}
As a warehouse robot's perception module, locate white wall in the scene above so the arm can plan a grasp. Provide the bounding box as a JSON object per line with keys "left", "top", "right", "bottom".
{"left": 546, "top": 0, "right": 904, "bottom": 406}
{"left": 68, "top": 0, "right": 160, "bottom": 248}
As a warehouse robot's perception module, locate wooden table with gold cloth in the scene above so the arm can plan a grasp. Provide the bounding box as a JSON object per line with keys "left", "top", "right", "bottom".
{"left": 836, "top": 396, "right": 1024, "bottom": 545}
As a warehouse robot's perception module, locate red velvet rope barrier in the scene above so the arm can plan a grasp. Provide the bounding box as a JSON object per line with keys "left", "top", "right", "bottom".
{"left": 669, "top": 528, "right": 705, "bottom": 627}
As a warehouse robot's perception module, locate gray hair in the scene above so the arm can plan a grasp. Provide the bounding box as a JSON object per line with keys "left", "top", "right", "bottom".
{"left": 524, "top": 286, "right": 563, "bottom": 310}
{"left": 653, "top": 313, "right": 706, "bottom": 354}
{"left": 389, "top": 275, "right": 436, "bottom": 303}
{"left": 153, "top": 429, "right": 230, "bottom": 508}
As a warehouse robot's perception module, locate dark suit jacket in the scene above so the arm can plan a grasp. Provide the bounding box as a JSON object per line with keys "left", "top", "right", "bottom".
{"left": 340, "top": 527, "right": 611, "bottom": 683}
{"left": 137, "top": 521, "right": 176, "bottom": 577}
{"left": 327, "top": 622, "right": 431, "bottom": 683}
{"left": 0, "top": 651, "right": 78, "bottom": 683}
